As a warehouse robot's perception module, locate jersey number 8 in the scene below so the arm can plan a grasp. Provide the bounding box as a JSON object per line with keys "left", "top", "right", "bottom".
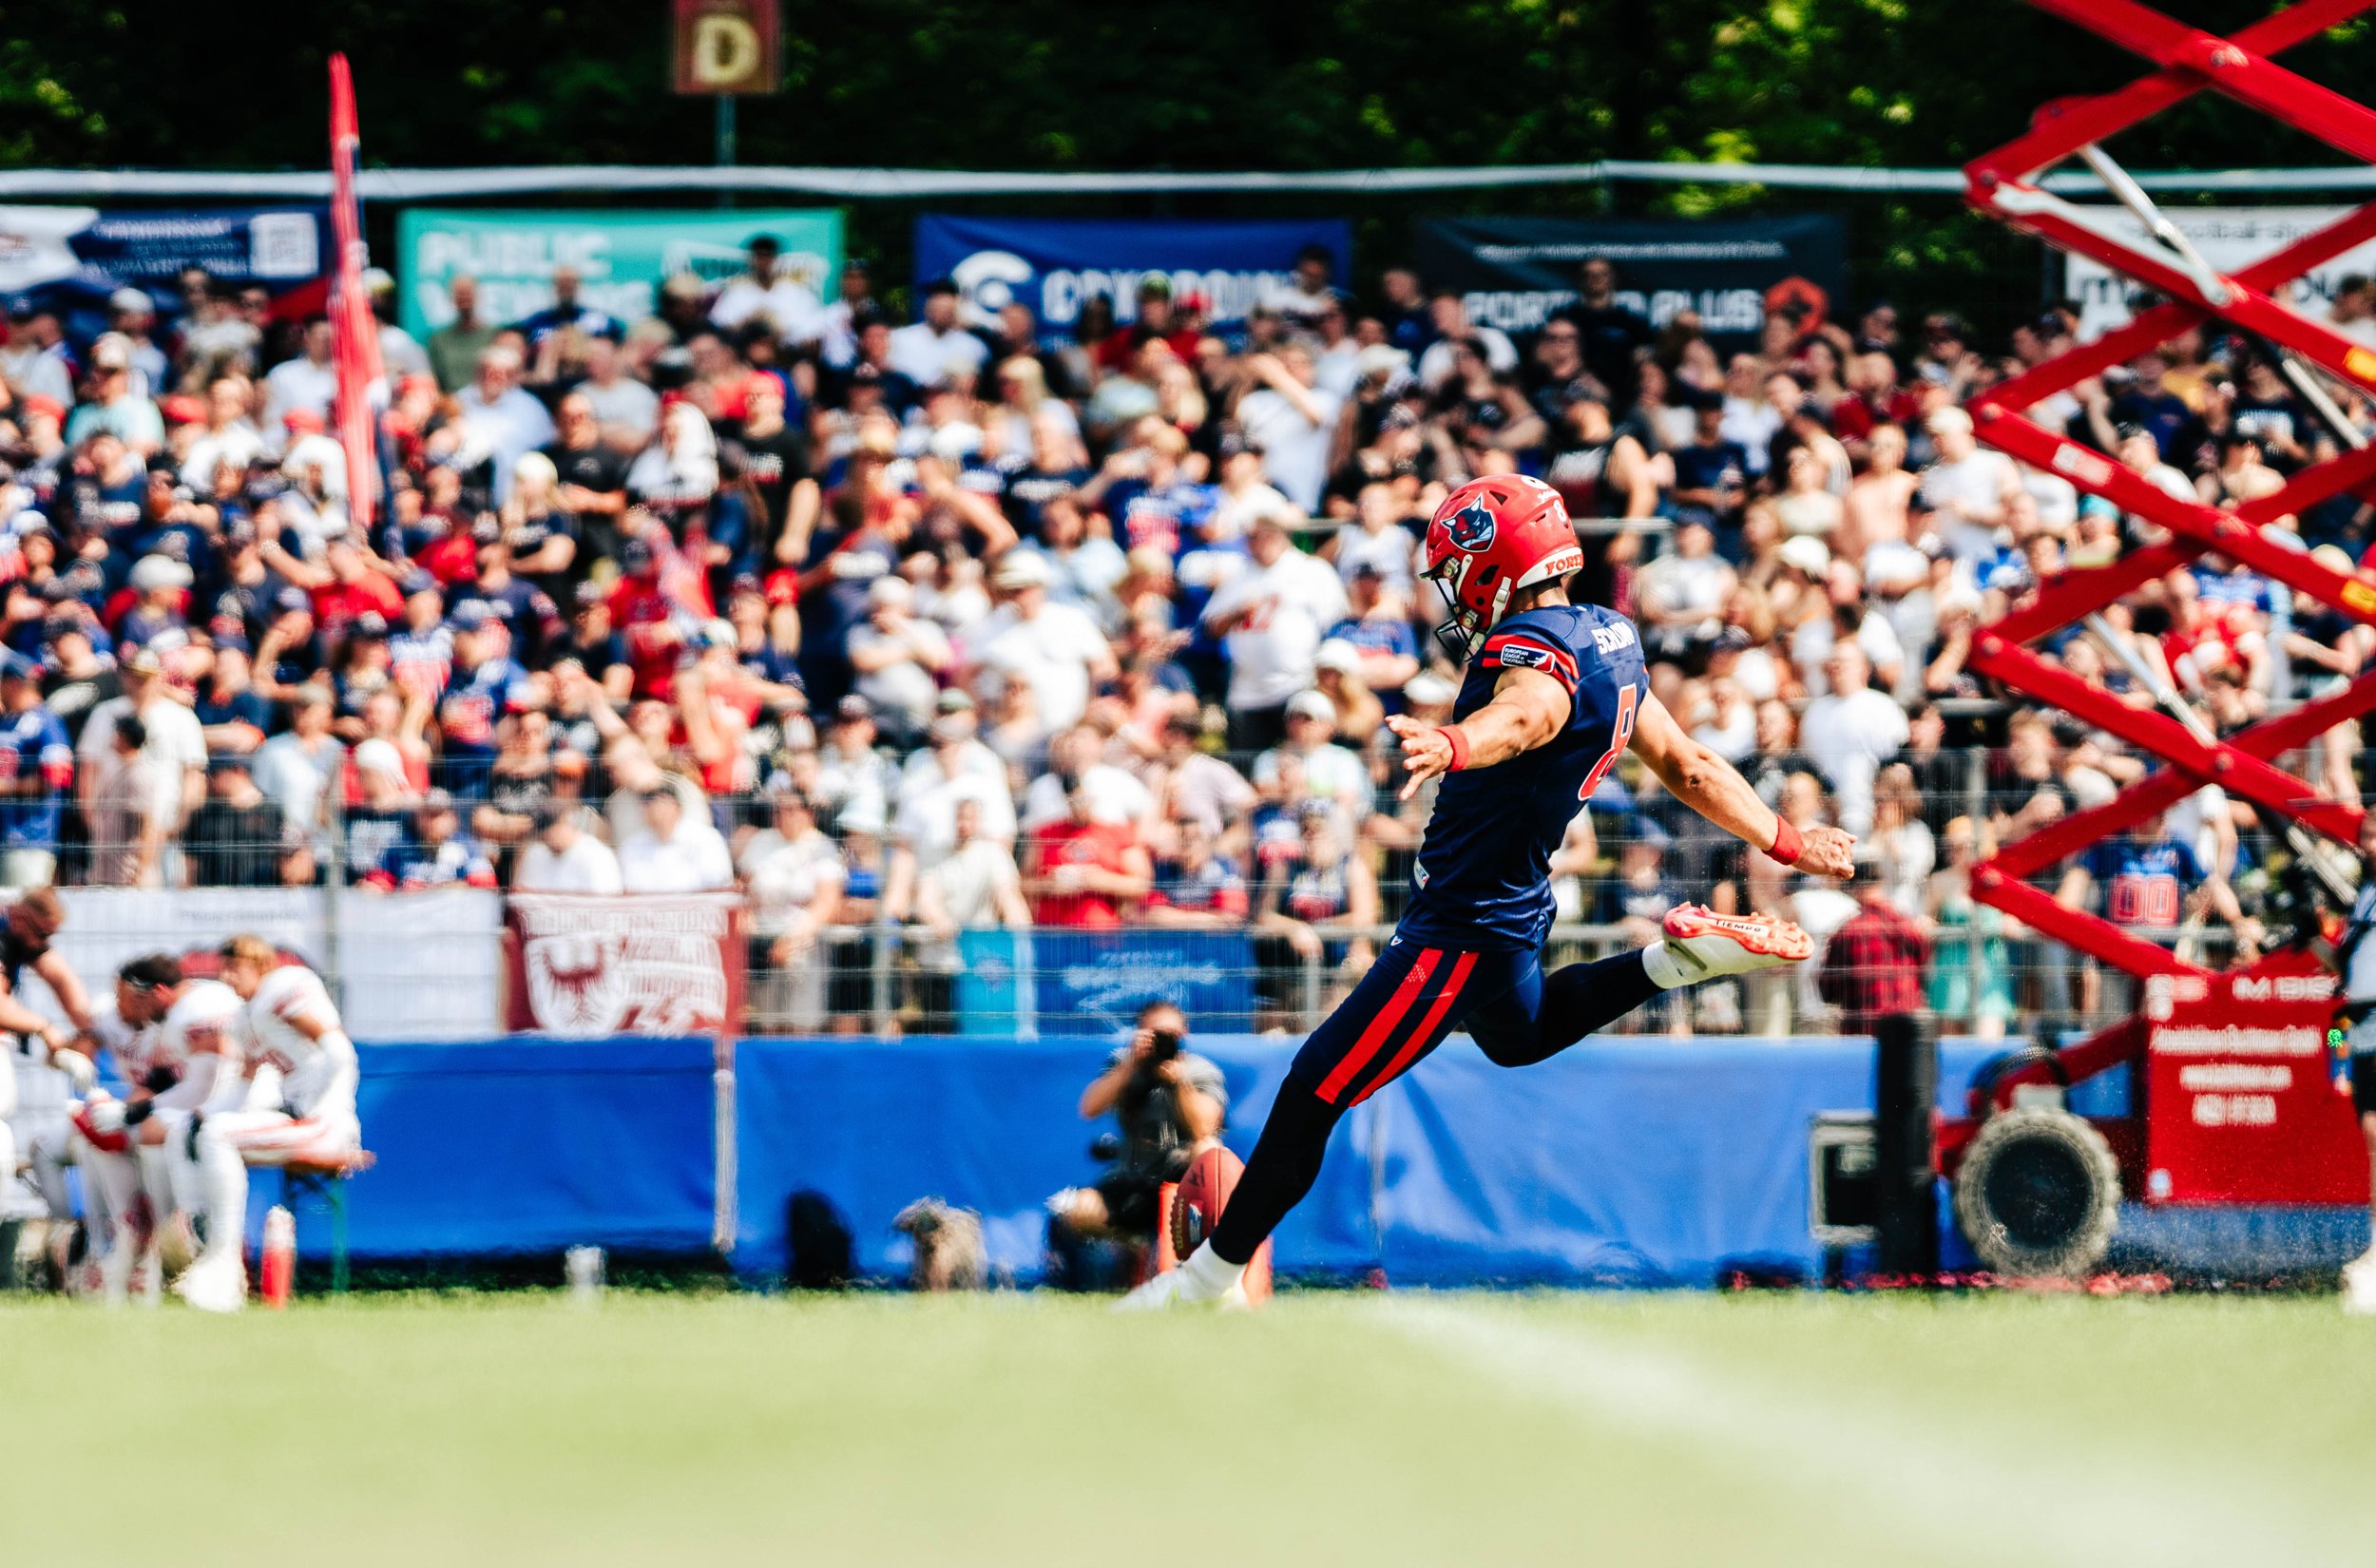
{"left": 1578, "top": 684, "right": 1640, "bottom": 801}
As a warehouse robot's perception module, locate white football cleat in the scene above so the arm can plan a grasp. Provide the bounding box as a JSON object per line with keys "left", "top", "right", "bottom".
{"left": 1112, "top": 1268, "right": 1252, "bottom": 1312}
{"left": 1659, "top": 905, "right": 1814, "bottom": 983}
{"left": 2343, "top": 1251, "right": 2376, "bottom": 1316}
{"left": 173, "top": 1252, "right": 247, "bottom": 1314}
{"left": 1113, "top": 1269, "right": 1184, "bottom": 1311}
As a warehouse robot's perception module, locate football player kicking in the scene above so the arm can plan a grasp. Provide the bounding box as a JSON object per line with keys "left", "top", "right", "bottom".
{"left": 1125, "top": 475, "right": 1855, "bottom": 1309}
{"left": 168, "top": 936, "right": 362, "bottom": 1312}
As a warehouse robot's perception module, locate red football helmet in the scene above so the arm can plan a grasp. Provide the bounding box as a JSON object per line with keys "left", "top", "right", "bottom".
{"left": 1422, "top": 474, "right": 1584, "bottom": 660}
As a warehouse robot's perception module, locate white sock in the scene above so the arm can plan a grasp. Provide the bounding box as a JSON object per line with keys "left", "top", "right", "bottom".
{"left": 175, "top": 1126, "right": 248, "bottom": 1266}
{"left": 198, "top": 1130, "right": 249, "bottom": 1266}
{"left": 1641, "top": 940, "right": 1687, "bottom": 990}
{"left": 30, "top": 1133, "right": 71, "bottom": 1222}
{"left": 83, "top": 1142, "right": 141, "bottom": 1254}
{"left": 1177, "top": 1242, "right": 1244, "bottom": 1303}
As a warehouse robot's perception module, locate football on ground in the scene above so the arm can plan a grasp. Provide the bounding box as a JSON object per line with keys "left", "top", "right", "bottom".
{"left": 3, "top": 1290, "right": 2370, "bottom": 1567}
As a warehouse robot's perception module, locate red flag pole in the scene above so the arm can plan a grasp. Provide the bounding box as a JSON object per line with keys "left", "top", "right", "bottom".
{"left": 328, "top": 53, "right": 383, "bottom": 534}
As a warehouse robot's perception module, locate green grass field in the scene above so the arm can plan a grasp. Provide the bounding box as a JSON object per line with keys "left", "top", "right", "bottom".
{"left": 6, "top": 1289, "right": 2373, "bottom": 1567}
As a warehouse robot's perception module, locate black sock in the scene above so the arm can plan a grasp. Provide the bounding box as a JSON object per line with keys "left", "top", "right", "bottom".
{"left": 1474, "top": 949, "right": 1662, "bottom": 1068}
{"left": 1208, "top": 1083, "right": 1345, "bottom": 1267}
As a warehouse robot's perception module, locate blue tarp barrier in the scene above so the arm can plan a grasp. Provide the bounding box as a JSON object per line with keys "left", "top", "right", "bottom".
{"left": 298, "top": 1037, "right": 716, "bottom": 1258}
{"left": 235, "top": 1030, "right": 2358, "bottom": 1282}
{"left": 732, "top": 1034, "right": 2019, "bottom": 1286}
{"left": 730, "top": 1035, "right": 1373, "bottom": 1280}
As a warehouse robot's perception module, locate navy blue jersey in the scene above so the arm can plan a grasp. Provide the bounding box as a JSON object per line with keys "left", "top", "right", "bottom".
{"left": 2081, "top": 835, "right": 2200, "bottom": 927}
{"left": 1402, "top": 603, "right": 1649, "bottom": 949}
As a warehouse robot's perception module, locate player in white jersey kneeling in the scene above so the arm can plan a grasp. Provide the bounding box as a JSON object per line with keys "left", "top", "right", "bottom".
{"left": 67, "top": 953, "right": 246, "bottom": 1299}
{"left": 170, "top": 935, "right": 360, "bottom": 1312}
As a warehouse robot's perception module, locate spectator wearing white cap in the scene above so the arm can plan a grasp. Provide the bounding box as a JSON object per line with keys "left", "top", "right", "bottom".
{"left": 105, "top": 287, "right": 169, "bottom": 392}
{"left": 119, "top": 555, "right": 195, "bottom": 649}
{"left": 1309, "top": 639, "right": 1383, "bottom": 741}
{"left": 62, "top": 334, "right": 163, "bottom": 453}
{"left": 1255, "top": 690, "right": 1374, "bottom": 820}
{"left": 971, "top": 550, "right": 1115, "bottom": 736}
{"left": 1199, "top": 511, "right": 1349, "bottom": 753}
{"left": 847, "top": 575, "right": 953, "bottom": 739}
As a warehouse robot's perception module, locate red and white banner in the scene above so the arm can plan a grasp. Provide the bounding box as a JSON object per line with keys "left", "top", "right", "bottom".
{"left": 505, "top": 892, "right": 745, "bottom": 1038}
{"left": 327, "top": 53, "right": 383, "bottom": 531}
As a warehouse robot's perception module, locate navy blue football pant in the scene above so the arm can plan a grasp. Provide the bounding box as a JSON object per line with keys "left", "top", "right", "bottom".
{"left": 1207, "top": 938, "right": 1661, "bottom": 1266}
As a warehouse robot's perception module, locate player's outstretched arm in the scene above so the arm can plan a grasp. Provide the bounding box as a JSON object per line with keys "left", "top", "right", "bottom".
{"left": 1387, "top": 666, "right": 1573, "bottom": 800}
{"left": 1627, "top": 692, "right": 1855, "bottom": 876}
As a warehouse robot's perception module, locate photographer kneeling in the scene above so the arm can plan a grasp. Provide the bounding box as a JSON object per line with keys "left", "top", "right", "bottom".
{"left": 1047, "top": 1002, "right": 1226, "bottom": 1285}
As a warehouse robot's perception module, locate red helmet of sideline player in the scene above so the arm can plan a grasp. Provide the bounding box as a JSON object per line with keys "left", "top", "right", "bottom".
{"left": 1421, "top": 473, "right": 1584, "bottom": 661}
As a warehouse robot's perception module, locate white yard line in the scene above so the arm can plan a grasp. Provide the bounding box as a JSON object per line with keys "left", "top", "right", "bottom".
{"left": 1384, "top": 1297, "right": 2347, "bottom": 1568}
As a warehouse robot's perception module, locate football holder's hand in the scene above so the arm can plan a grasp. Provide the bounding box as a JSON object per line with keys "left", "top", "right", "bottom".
{"left": 1387, "top": 715, "right": 1459, "bottom": 800}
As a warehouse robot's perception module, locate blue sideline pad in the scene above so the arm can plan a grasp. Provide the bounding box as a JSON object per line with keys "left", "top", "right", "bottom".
{"left": 731, "top": 1036, "right": 1378, "bottom": 1282}
{"left": 303, "top": 1037, "right": 717, "bottom": 1258}
{"left": 733, "top": 1035, "right": 2022, "bottom": 1287}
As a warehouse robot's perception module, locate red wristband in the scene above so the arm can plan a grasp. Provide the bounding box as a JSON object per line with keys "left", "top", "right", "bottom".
{"left": 1769, "top": 816, "right": 1803, "bottom": 866}
{"left": 1437, "top": 726, "right": 1470, "bottom": 773}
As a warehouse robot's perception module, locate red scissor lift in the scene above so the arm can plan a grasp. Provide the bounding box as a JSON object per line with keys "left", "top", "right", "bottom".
{"left": 1939, "top": 0, "right": 2376, "bottom": 1273}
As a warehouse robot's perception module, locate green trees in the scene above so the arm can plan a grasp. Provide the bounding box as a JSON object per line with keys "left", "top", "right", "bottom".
{"left": 3, "top": 0, "right": 2369, "bottom": 326}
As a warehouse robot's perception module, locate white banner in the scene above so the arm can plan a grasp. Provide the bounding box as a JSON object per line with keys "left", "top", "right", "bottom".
{"left": 2062, "top": 204, "right": 2376, "bottom": 340}
{"left": 15, "top": 887, "right": 504, "bottom": 1042}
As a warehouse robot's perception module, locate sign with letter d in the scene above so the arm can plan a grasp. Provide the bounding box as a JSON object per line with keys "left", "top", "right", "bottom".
{"left": 673, "top": 0, "right": 780, "bottom": 95}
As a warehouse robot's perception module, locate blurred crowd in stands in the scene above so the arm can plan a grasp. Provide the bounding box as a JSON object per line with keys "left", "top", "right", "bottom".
{"left": 2, "top": 235, "right": 2370, "bottom": 1035}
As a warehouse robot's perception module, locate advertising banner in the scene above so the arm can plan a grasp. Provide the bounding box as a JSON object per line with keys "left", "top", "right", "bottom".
{"left": 0, "top": 204, "right": 328, "bottom": 330}
{"left": 396, "top": 207, "right": 842, "bottom": 339}
{"left": 2061, "top": 204, "right": 2376, "bottom": 339}
{"left": 913, "top": 215, "right": 1351, "bottom": 343}
{"left": 955, "top": 928, "right": 1256, "bottom": 1037}
{"left": 506, "top": 891, "right": 746, "bottom": 1038}
{"left": 1410, "top": 214, "right": 1849, "bottom": 342}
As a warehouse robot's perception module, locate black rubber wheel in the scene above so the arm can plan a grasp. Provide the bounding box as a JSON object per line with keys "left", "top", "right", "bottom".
{"left": 1952, "top": 1105, "right": 2119, "bottom": 1278}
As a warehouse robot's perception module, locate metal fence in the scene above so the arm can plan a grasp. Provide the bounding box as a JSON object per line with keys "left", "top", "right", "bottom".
{"left": 17, "top": 733, "right": 2318, "bottom": 1040}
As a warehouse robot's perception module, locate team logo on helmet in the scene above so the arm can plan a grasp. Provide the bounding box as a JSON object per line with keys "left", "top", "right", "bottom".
{"left": 1444, "top": 501, "right": 1497, "bottom": 552}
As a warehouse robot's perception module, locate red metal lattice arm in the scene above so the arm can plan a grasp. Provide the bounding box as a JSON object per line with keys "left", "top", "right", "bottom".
{"left": 1961, "top": 0, "right": 2376, "bottom": 985}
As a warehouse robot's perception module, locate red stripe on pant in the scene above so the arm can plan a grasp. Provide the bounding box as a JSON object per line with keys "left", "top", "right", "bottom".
{"left": 1315, "top": 947, "right": 1440, "bottom": 1104}
{"left": 1348, "top": 950, "right": 1478, "bottom": 1105}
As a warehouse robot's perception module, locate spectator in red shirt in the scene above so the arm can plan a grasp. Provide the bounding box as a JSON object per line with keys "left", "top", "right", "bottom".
{"left": 607, "top": 537, "right": 684, "bottom": 700}
{"left": 1830, "top": 351, "right": 1923, "bottom": 454}
{"left": 304, "top": 533, "right": 406, "bottom": 644}
{"left": 1093, "top": 278, "right": 1204, "bottom": 375}
{"left": 1818, "top": 858, "right": 1931, "bottom": 1036}
{"left": 1025, "top": 773, "right": 1154, "bottom": 929}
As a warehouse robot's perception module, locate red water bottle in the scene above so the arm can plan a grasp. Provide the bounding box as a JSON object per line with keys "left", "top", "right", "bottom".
{"left": 259, "top": 1206, "right": 296, "bottom": 1309}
